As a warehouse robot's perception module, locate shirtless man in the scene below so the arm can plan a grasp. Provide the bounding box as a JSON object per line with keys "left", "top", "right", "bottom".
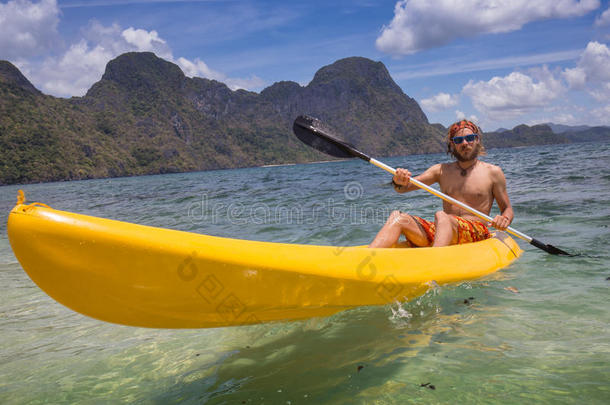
{"left": 369, "top": 120, "right": 514, "bottom": 248}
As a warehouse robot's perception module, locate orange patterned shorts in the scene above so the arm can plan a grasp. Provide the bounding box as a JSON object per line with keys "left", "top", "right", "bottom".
{"left": 409, "top": 215, "right": 491, "bottom": 245}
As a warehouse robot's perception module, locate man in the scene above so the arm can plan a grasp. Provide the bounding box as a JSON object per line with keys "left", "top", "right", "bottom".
{"left": 369, "top": 119, "right": 513, "bottom": 248}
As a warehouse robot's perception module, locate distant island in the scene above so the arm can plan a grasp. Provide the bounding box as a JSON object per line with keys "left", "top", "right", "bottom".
{"left": 1, "top": 52, "right": 608, "bottom": 185}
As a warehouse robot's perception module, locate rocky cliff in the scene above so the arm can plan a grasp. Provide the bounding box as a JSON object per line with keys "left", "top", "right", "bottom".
{"left": 0, "top": 53, "right": 445, "bottom": 185}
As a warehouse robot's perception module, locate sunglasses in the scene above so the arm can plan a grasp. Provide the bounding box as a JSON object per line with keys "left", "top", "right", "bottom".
{"left": 452, "top": 134, "right": 478, "bottom": 144}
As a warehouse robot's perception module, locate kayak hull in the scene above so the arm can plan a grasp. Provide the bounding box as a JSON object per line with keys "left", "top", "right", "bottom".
{"left": 8, "top": 202, "right": 522, "bottom": 328}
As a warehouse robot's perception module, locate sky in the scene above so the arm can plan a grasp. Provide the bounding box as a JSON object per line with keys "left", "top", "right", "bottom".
{"left": 1, "top": 0, "right": 610, "bottom": 131}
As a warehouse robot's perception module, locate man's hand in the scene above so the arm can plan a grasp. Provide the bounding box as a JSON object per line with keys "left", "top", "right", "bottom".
{"left": 393, "top": 168, "right": 412, "bottom": 187}
{"left": 491, "top": 215, "right": 511, "bottom": 231}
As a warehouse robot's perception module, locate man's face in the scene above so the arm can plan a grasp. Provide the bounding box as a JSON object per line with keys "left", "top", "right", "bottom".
{"left": 450, "top": 128, "right": 481, "bottom": 162}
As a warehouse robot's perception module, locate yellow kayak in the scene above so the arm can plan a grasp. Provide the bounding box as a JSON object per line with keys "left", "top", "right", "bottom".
{"left": 7, "top": 192, "right": 522, "bottom": 329}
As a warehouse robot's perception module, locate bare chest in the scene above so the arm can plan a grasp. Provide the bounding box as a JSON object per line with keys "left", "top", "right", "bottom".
{"left": 439, "top": 164, "right": 494, "bottom": 208}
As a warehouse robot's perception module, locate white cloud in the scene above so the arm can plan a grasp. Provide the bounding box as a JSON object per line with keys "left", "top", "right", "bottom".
{"left": 420, "top": 92, "right": 458, "bottom": 112}
{"left": 595, "top": 6, "right": 610, "bottom": 26}
{"left": 562, "top": 66, "right": 587, "bottom": 89}
{"left": 224, "top": 75, "right": 266, "bottom": 92}
{"left": 462, "top": 66, "right": 565, "bottom": 120}
{"left": 0, "top": 0, "right": 61, "bottom": 59}
{"left": 527, "top": 104, "right": 610, "bottom": 126}
{"left": 176, "top": 57, "right": 265, "bottom": 91}
{"left": 31, "top": 21, "right": 174, "bottom": 96}
{"left": 9, "top": 15, "right": 265, "bottom": 96}
{"left": 37, "top": 40, "right": 113, "bottom": 96}
{"left": 562, "top": 41, "right": 610, "bottom": 100}
{"left": 587, "top": 83, "right": 610, "bottom": 101}
{"left": 551, "top": 113, "right": 578, "bottom": 125}
{"left": 121, "top": 27, "right": 171, "bottom": 58}
{"left": 0, "top": 2, "right": 267, "bottom": 95}
{"left": 376, "top": 0, "right": 600, "bottom": 55}
{"left": 576, "top": 41, "right": 610, "bottom": 82}
{"left": 455, "top": 110, "right": 479, "bottom": 124}
{"left": 463, "top": 41, "right": 610, "bottom": 124}
{"left": 528, "top": 112, "right": 578, "bottom": 126}
{"left": 176, "top": 57, "right": 224, "bottom": 81}
{"left": 590, "top": 104, "right": 610, "bottom": 124}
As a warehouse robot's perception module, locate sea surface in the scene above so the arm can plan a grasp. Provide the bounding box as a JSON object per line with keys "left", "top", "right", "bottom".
{"left": 0, "top": 142, "right": 608, "bottom": 404}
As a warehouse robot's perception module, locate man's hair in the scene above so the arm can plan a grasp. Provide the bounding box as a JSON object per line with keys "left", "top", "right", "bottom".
{"left": 446, "top": 119, "right": 486, "bottom": 156}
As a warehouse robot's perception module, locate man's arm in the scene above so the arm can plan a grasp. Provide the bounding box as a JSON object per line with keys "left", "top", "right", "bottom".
{"left": 490, "top": 166, "right": 513, "bottom": 230}
{"left": 392, "top": 164, "right": 441, "bottom": 194}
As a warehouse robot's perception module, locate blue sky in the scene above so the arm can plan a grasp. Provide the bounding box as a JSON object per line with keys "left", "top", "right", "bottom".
{"left": 2, "top": 0, "right": 610, "bottom": 130}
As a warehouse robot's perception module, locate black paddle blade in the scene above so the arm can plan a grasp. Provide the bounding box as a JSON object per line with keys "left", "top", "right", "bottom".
{"left": 293, "top": 115, "right": 370, "bottom": 161}
{"left": 530, "top": 238, "right": 573, "bottom": 256}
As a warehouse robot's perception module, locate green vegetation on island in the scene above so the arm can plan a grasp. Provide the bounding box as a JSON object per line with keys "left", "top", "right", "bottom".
{"left": 1, "top": 53, "right": 608, "bottom": 185}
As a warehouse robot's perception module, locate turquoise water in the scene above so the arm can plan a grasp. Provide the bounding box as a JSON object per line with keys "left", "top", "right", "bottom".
{"left": 0, "top": 142, "right": 608, "bottom": 404}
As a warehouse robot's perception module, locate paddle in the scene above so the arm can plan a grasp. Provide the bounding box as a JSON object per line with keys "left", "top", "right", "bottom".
{"left": 293, "top": 115, "right": 572, "bottom": 256}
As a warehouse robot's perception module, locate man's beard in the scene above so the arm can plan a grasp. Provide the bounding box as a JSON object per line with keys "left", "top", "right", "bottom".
{"left": 452, "top": 143, "right": 481, "bottom": 162}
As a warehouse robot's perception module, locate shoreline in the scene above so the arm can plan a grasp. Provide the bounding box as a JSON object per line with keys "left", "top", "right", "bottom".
{"left": 2, "top": 140, "right": 608, "bottom": 187}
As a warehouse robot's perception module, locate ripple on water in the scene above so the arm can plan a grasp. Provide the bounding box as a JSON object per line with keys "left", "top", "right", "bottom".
{"left": 1, "top": 142, "right": 609, "bottom": 404}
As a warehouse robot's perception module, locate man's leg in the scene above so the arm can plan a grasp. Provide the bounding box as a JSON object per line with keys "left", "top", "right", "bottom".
{"left": 369, "top": 211, "right": 431, "bottom": 248}
{"left": 432, "top": 211, "right": 458, "bottom": 247}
